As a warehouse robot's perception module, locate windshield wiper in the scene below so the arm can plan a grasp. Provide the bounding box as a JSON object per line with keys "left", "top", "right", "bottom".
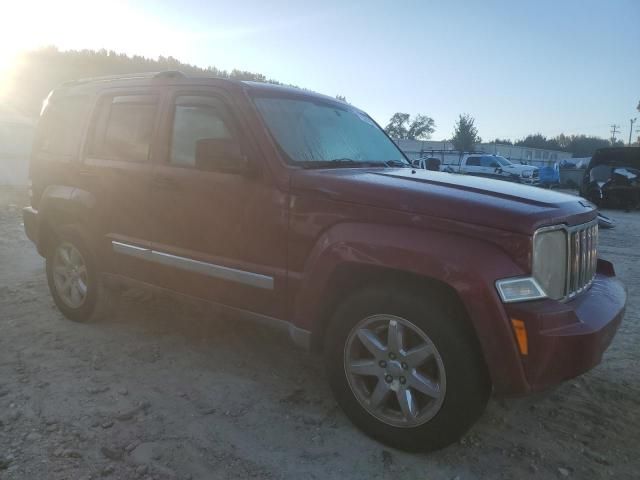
{"left": 299, "top": 159, "right": 383, "bottom": 169}
{"left": 384, "top": 159, "right": 410, "bottom": 168}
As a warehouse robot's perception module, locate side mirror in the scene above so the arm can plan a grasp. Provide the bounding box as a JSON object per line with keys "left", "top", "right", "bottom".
{"left": 195, "top": 138, "right": 254, "bottom": 175}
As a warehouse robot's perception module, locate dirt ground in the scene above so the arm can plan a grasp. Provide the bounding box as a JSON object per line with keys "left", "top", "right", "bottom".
{"left": 0, "top": 186, "right": 638, "bottom": 480}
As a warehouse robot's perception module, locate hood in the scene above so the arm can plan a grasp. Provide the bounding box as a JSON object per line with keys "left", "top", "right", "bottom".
{"left": 291, "top": 168, "right": 596, "bottom": 234}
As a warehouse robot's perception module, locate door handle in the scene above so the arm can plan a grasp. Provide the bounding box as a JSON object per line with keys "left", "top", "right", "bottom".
{"left": 153, "top": 176, "right": 179, "bottom": 190}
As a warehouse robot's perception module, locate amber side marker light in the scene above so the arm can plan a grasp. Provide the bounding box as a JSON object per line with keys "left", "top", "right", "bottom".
{"left": 511, "top": 319, "right": 528, "bottom": 355}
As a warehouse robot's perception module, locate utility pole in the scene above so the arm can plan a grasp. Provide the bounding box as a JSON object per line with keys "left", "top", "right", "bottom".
{"left": 630, "top": 118, "right": 637, "bottom": 146}
{"left": 610, "top": 124, "right": 621, "bottom": 143}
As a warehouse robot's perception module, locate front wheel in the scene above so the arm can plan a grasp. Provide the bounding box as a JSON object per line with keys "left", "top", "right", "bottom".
{"left": 325, "top": 286, "right": 490, "bottom": 452}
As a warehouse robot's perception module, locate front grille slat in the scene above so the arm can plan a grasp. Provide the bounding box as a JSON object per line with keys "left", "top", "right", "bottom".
{"left": 566, "top": 221, "right": 598, "bottom": 299}
{"left": 572, "top": 232, "right": 580, "bottom": 293}
{"left": 580, "top": 229, "right": 587, "bottom": 288}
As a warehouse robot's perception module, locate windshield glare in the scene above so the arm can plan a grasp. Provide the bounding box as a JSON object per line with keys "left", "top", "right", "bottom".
{"left": 252, "top": 95, "right": 408, "bottom": 166}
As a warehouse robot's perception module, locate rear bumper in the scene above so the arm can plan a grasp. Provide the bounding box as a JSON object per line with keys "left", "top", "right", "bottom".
{"left": 503, "top": 260, "right": 625, "bottom": 393}
{"left": 23, "top": 206, "right": 39, "bottom": 244}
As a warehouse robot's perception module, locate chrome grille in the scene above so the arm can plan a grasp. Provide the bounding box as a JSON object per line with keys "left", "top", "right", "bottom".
{"left": 567, "top": 221, "right": 598, "bottom": 298}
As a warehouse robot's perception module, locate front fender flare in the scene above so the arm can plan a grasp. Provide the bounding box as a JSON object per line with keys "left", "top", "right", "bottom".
{"left": 293, "top": 222, "right": 530, "bottom": 395}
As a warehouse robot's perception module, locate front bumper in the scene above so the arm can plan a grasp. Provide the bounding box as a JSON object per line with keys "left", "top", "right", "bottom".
{"left": 520, "top": 176, "right": 540, "bottom": 185}
{"left": 23, "top": 206, "right": 39, "bottom": 244}
{"left": 503, "top": 259, "right": 625, "bottom": 392}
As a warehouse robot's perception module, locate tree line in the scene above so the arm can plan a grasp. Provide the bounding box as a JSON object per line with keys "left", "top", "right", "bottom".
{"left": 383, "top": 111, "right": 631, "bottom": 157}
{"left": 2, "top": 46, "right": 280, "bottom": 116}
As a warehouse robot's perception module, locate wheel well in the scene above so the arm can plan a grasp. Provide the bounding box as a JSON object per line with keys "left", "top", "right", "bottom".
{"left": 37, "top": 207, "right": 82, "bottom": 257}
{"left": 311, "top": 263, "right": 470, "bottom": 352}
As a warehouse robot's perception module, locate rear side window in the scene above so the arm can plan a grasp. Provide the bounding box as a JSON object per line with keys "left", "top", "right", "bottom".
{"left": 89, "top": 95, "right": 157, "bottom": 162}
{"left": 466, "top": 156, "right": 480, "bottom": 166}
{"left": 35, "top": 95, "right": 91, "bottom": 160}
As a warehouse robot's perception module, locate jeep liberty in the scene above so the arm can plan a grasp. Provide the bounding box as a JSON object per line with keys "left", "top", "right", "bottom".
{"left": 23, "top": 72, "right": 626, "bottom": 451}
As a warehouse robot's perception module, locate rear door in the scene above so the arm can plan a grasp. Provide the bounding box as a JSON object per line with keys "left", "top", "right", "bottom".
{"left": 79, "top": 90, "right": 161, "bottom": 282}
{"left": 148, "top": 87, "right": 288, "bottom": 319}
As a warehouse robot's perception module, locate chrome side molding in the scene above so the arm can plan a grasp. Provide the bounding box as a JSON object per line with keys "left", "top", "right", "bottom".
{"left": 111, "top": 241, "right": 274, "bottom": 290}
{"left": 112, "top": 241, "right": 150, "bottom": 260}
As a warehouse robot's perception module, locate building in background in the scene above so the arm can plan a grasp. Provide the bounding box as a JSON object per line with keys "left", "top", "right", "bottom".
{"left": 395, "top": 139, "right": 573, "bottom": 168}
{"left": 0, "top": 106, "right": 35, "bottom": 186}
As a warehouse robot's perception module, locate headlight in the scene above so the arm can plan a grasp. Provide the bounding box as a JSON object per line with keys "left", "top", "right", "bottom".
{"left": 496, "top": 227, "right": 567, "bottom": 302}
{"left": 532, "top": 228, "right": 567, "bottom": 300}
{"left": 522, "top": 170, "right": 533, "bottom": 178}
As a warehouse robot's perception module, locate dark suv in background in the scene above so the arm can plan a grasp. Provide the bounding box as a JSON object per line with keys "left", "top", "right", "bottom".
{"left": 580, "top": 147, "right": 640, "bottom": 210}
{"left": 23, "top": 72, "right": 626, "bottom": 451}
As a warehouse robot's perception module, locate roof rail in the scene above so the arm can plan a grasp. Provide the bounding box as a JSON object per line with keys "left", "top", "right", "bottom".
{"left": 58, "top": 70, "right": 188, "bottom": 88}
{"left": 153, "top": 70, "right": 186, "bottom": 79}
{"left": 59, "top": 72, "right": 159, "bottom": 87}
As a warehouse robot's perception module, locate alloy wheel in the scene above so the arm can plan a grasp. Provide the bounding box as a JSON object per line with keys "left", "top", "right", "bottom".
{"left": 52, "top": 242, "right": 89, "bottom": 309}
{"left": 344, "top": 314, "right": 446, "bottom": 427}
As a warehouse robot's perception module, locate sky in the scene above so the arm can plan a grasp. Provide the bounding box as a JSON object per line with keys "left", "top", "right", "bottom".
{"left": 0, "top": 0, "right": 638, "bottom": 141}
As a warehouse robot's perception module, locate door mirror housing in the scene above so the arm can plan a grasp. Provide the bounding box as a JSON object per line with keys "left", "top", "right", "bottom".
{"left": 195, "top": 138, "right": 254, "bottom": 175}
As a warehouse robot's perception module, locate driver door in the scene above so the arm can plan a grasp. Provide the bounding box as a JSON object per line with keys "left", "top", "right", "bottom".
{"left": 149, "top": 88, "right": 288, "bottom": 319}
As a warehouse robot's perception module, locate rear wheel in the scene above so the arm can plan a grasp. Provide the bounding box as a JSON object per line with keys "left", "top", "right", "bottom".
{"left": 325, "top": 286, "right": 490, "bottom": 451}
{"left": 46, "top": 226, "right": 108, "bottom": 322}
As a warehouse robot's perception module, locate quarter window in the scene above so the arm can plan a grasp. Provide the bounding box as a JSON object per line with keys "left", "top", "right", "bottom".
{"left": 169, "top": 96, "right": 234, "bottom": 167}
{"left": 36, "top": 96, "right": 91, "bottom": 159}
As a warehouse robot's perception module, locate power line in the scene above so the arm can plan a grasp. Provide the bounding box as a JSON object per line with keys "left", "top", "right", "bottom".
{"left": 610, "top": 124, "right": 621, "bottom": 143}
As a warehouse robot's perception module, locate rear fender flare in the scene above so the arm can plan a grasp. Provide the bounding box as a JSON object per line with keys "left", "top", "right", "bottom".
{"left": 36, "top": 185, "right": 96, "bottom": 254}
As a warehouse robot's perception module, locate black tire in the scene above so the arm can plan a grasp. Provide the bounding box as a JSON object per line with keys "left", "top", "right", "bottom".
{"left": 45, "top": 225, "right": 110, "bottom": 323}
{"left": 325, "top": 285, "right": 490, "bottom": 452}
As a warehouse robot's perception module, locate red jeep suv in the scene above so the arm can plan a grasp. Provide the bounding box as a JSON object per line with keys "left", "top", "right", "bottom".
{"left": 23, "top": 72, "right": 626, "bottom": 451}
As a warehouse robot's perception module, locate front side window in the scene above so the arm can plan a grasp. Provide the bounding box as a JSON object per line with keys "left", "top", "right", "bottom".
{"left": 252, "top": 95, "right": 408, "bottom": 167}
{"left": 89, "top": 95, "right": 157, "bottom": 162}
{"left": 480, "top": 156, "right": 499, "bottom": 167}
{"left": 170, "top": 96, "right": 234, "bottom": 167}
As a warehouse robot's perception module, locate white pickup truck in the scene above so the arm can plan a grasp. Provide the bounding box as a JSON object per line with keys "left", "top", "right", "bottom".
{"left": 439, "top": 154, "right": 539, "bottom": 185}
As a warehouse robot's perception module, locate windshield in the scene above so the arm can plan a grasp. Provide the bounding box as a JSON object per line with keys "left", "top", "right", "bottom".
{"left": 493, "top": 156, "right": 512, "bottom": 166}
{"left": 590, "top": 164, "right": 613, "bottom": 182}
{"left": 252, "top": 95, "right": 409, "bottom": 167}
